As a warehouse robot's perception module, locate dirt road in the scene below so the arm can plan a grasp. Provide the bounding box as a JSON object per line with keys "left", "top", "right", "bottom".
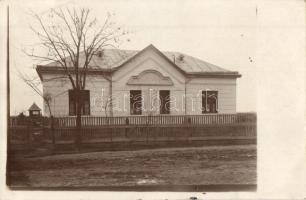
{"left": 9, "top": 145, "right": 256, "bottom": 189}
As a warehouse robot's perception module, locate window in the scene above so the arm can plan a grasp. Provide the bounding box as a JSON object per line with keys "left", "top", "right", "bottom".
{"left": 130, "top": 90, "right": 142, "bottom": 115}
{"left": 159, "top": 90, "right": 170, "bottom": 114}
{"left": 32, "top": 111, "right": 40, "bottom": 115}
{"left": 69, "top": 89, "right": 90, "bottom": 116}
{"left": 202, "top": 90, "right": 218, "bottom": 113}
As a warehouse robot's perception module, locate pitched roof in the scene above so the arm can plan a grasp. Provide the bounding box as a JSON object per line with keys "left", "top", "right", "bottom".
{"left": 45, "top": 49, "right": 138, "bottom": 70}
{"left": 38, "top": 44, "right": 240, "bottom": 78}
{"left": 28, "top": 103, "right": 41, "bottom": 111}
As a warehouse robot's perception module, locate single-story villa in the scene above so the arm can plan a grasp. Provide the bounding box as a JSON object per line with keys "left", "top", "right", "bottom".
{"left": 36, "top": 44, "right": 241, "bottom": 117}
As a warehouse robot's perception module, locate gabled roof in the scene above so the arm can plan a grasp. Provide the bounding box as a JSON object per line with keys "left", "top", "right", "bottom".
{"left": 28, "top": 103, "right": 41, "bottom": 111}
{"left": 37, "top": 44, "right": 241, "bottom": 78}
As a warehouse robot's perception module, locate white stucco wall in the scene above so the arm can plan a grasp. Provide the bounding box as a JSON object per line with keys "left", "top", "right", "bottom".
{"left": 186, "top": 78, "right": 237, "bottom": 114}
{"left": 42, "top": 73, "right": 70, "bottom": 116}
{"left": 42, "top": 73, "right": 110, "bottom": 116}
{"left": 111, "top": 47, "right": 186, "bottom": 116}
{"left": 40, "top": 48, "right": 238, "bottom": 116}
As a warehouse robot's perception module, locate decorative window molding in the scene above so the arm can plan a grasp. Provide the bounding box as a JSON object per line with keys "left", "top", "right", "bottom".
{"left": 127, "top": 70, "right": 173, "bottom": 86}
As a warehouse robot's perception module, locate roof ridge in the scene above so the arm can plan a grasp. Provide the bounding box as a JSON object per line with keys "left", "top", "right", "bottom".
{"left": 39, "top": 45, "right": 239, "bottom": 77}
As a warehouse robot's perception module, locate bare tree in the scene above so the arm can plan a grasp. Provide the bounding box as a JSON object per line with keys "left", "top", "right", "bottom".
{"left": 25, "top": 7, "right": 128, "bottom": 150}
{"left": 101, "top": 72, "right": 113, "bottom": 118}
{"left": 103, "top": 96, "right": 113, "bottom": 118}
{"left": 18, "top": 71, "right": 58, "bottom": 152}
{"left": 18, "top": 71, "right": 53, "bottom": 117}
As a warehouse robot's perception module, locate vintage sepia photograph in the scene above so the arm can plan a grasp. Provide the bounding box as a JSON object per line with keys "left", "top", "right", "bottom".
{"left": 6, "top": 0, "right": 258, "bottom": 192}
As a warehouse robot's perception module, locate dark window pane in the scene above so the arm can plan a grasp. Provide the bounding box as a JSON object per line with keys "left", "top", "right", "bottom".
{"left": 80, "top": 90, "right": 90, "bottom": 115}
{"left": 69, "top": 90, "right": 76, "bottom": 116}
{"left": 202, "top": 91, "right": 206, "bottom": 113}
{"left": 69, "top": 89, "right": 90, "bottom": 116}
{"left": 207, "top": 91, "right": 218, "bottom": 113}
{"left": 130, "top": 90, "right": 142, "bottom": 115}
{"left": 202, "top": 90, "right": 218, "bottom": 114}
{"left": 160, "top": 90, "right": 170, "bottom": 114}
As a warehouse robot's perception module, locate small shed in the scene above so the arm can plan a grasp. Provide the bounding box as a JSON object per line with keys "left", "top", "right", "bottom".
{"left": 28, "top": 103, "right": 41, "bottom": 117}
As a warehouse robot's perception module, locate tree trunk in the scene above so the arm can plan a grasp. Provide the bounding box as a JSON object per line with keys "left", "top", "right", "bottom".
{"left": 109, "top": 77, "right": 113, "bottom": 117}
{"left": 75, "top": 89, "right": 82, "bottom": 151}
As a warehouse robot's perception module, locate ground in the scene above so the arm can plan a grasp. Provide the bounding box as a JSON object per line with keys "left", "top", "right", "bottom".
{"left": 9, "top": 145, "right": 256, "bottom": 190}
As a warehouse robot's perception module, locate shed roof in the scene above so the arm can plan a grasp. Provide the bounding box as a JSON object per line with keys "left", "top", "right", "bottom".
{"left": 28, "top": 103, "right": 41, "bottom": 111}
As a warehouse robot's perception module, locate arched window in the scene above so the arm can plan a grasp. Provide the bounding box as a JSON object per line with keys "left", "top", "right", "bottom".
{"left": 202, "top": 90, "right": 218, "bottom": 113}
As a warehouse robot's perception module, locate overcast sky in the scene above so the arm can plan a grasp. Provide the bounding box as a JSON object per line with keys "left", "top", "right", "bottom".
{"left": 2, "top": 0, "right": 306, "bottom": 197}
{"left": 7, "top": 0, "right": 303, "bottom": 115}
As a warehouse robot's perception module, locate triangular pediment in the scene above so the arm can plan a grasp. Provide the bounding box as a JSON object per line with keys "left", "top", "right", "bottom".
{"left": 112, "top": 45, "right": 186, "bottom": 86}
{"left": 113, "top": 44, "right": 186, "bottom": 76}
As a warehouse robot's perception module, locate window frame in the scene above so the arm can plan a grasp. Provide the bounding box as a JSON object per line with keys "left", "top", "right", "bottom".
{"left": 159, "top": 90, "right": 170, "bottom": 114}
{"left": 130, "top": 90, "right": 142, "bottom": 115}
{"left": 202, "top": 90, "right": 218, "bottom": 114}
{"left": 68, "top": 89, "right": 90, "bottom": 116}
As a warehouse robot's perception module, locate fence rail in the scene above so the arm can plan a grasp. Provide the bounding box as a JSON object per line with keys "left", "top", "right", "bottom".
{"left": 52, "top": 113, "right": 256, "bottom": 127}
{"left": 9, "top": 113, "right": 257, "bottom": 151}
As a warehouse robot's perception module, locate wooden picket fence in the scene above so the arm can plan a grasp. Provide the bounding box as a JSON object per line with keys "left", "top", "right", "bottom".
{"left": 53, "top": 112, "right": 256, "bottom": 127}
{"left": 8, "top": 113, "right": 257, "bottom": 151}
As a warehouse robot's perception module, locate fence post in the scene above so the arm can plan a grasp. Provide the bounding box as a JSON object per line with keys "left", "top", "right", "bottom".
{"left": 188, "top": 117, "right": 193, "bottom": 138}
{"left": 27, "top": 120, "right": 32, "bottom": 152}
{"left": 110, "top": 117, "right": 113, "bottom": 143}
{"left": 146, "top": 126, "right": 149, "bottom": 143}
{"left": 110, "top": 127, "right": 113, "bottom": 143}
{"left": 51, "top": 116, "right": 55, "bottom": 152}
{"left": 125, "top": 117, "right": 129, "bottom": 138}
